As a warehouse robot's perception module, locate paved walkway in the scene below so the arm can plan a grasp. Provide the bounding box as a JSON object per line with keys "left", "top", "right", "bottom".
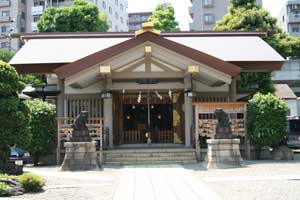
{"left": 113, "top": 164, "right": 221, "bottom": 200}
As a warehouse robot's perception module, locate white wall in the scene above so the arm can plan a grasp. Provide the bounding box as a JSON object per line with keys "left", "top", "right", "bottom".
{"left": 286, "top": 99, "right": 298, "bottom": 116}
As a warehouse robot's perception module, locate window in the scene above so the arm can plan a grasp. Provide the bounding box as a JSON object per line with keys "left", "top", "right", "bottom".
{"left": 115, "top": 0, "right": 118, "bottom": 6}
{"left": 2, "top": 10, "right": 9, "bottom": 17}
{"left": 102, "top": 1, "right": 106, "bottom": 9}
{"left": 120, "top": 3, "right": 124, "bottom": 11}
{"left": 120, "top": 16, "right": 123, "bottom": 23}
{"left": 108, "top": 20, "right": 112, "bottom": 27}
{"left": 1, "top": 26, "right": 8, "bottom": 33}
{"left": 33, "top": 16, "right": 40, "bottom": 22}
{"left": 292, "top": 27, "right": 300, "bottom": 32}
{"left": 1, "top": 42, "right": 8, "bottom": 49}
{"left": 115, "top": 12, "right": 119, "bottom": 19}
{"left": 115, "top": 25, "right": 119, "bottom": 31}
{"left": 21, "top": 11, "right": 26, "bottom": 20}
{"left": 204, "top": 14, "right": 214, "bottom": 24}
{"left": 282, "top": 15, "right": 285, "bottom": 22}
{"left": 203, "top": 0, "right": 214, "bottom": 7}
{"left": 108, "top": 6, "right": 112, "bottom": 14}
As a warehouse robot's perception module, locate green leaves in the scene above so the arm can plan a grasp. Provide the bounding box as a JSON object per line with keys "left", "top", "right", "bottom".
{"left": 148, "top": 4, "right": 179, "bottom": 32}
{"left": 37, "top": 0, "right": 109, "bottom": 32}
{"left": 0, "top": 62, "right": 31, "bottom": 162}
{"left": 24, "top": 99, "right": 56, "bottom": 165}
{"left": 248, "top": 93, "right": 288, "bottom": 148}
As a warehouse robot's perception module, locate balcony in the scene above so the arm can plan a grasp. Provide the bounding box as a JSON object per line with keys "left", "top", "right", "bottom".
{"left": 0, "top": 16, "right": 10, "bottom": 23}
{"left": 52, "top": 0, "right": 73, "bottom": 7}
{"left": 189, "top": 6, "right": 194, "bottom": 19}
{"left": 32, "top": 6, "right": 44, "bottom": 15}
{"left": 0, "top": 0, "right": 10, "bottom": 7}
{"left": 289, "top": 13, "right": 300, "bottom": 23}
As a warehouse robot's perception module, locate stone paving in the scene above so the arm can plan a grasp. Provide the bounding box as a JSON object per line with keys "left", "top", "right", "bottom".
{"left": 5, "top": 161, "right": 300, "bottom": 200}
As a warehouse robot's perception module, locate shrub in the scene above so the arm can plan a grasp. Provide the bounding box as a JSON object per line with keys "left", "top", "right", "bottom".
{"left": 18, "top": 173, "right": 45, "bottom": 192}
{"left": 0, "top": 61, "right": 31, "bottom": 162}
{"left": 0, "top": 182, "right": 11, "bottom": 197}
{"left": 25, "top": 99, "right": 56, "bottom": 165}
{"left": 248, "top": 93, "right": 288, "bottom": 150}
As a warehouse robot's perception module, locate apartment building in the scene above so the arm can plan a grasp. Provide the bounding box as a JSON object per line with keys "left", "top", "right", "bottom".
{"left": 278, "top": 0, "right": 300, "bottom": 37}
{"left": 128, "top": 12, "right": 152, "bottom": 32}
{"left": 0, "top": 0, "right": 27, "bottom": 51}
{"left": 28, "top": 0, "right": 128, "bottom": 32}
{"left": 189, "top": 0, "right": 262, "bottom": 31}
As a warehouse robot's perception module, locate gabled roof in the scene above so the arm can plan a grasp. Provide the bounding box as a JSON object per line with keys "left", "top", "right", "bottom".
{"left": 274, "top": 84, "right": 297, "bottom": 100}
{"left": 54, "top": 32, "right": 241, "bottom": 79}
{"left": 9, "top": 30, "right": 285, "bottom": 75}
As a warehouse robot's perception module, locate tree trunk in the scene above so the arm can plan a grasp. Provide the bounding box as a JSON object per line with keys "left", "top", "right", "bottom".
{"left": 255, "top": 147, "right": 261, "bottom": 160}
{"left": 33, "top": 155, "right": 39, "bottom": 166}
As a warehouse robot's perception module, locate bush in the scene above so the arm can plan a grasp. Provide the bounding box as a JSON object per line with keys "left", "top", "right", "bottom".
{"left": 0, "top": 182, "right": 11, "bottom": 197}
{"left": 248, "top": 93, "right": 288, "bottom": 149}
{"left": 18, "top": 173, "right": 45, "bottom": 192}
{"left": 25, "top": 99, "right": 56, "bottom": 166}
{"left": 0, "top": 61, "right": 31, "bottom": 162}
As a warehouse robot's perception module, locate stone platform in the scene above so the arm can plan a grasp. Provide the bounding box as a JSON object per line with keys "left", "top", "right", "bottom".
{"left": 206, "top": 139, "right": 243, "bottom": 169}
{"left": 61, "top": 142, "right": 100, "bottom": 171}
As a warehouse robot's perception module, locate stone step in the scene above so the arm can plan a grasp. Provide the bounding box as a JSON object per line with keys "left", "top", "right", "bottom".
{"left": 104, "top": 148, "right": 195, "bottom": 154}
{"left": 104, "top": 156, "right": 196, "bottom": 162}
{"left": 104, "top": 160, "right": 198, "bottom": 165}
{"left": 103, "top": 148, "right": 197, "bottom": 165}
{"left": 104, "top": 152, "right": 196, "bottom": 158}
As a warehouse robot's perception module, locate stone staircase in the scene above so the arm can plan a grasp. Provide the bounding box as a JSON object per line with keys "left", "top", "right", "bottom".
{"left": 103, "top": 148, "right": 197, "bottom": 165}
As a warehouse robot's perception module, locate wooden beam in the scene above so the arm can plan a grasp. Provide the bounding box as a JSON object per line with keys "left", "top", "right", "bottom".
{"left": 123, "top": 59, "right": 145, "bottom": 72}
{"left": 114, "top": 57, "right": 144, "bottom": 72}
{"left": 112, "top": 71, "right": 184, "bottom": 79}
{"left": 145, "top": 46, "right": 151, "bottom": 72}
{"left": 151, "top": 59, "right": 174, "bottom": 72}
{"left": 229, "top": 76, "right": 237, "bottom": 101}
{"left": 152, "top": 56, "right": 184, "bottom": 71}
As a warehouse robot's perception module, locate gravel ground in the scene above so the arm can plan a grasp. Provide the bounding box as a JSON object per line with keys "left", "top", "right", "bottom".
{"left": 185, "top": 160, "right": 300, "bottom": 200}
{"left": 4, "top": 161, "right": 300, "bottom": 200}
{"left": 7, "top": 165, "right": 121, "bottom": 200}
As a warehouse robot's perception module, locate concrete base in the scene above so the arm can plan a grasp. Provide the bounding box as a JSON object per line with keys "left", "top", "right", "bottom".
{"left": 61, "top": 142, "right": 100, "bottom": 171}
{"left": 206, "top": 139, "right": 243, "bottom": 169}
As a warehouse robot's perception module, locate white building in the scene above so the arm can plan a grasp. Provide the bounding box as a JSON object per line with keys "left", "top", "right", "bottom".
{"left": 189, "top": 0, "right": 262, "bottom": 31}
{"left": 278, "top": 0, "right": 300, "bottom": 37}
{"left": 28, "top": 0, "right": 128, "bottom": 32}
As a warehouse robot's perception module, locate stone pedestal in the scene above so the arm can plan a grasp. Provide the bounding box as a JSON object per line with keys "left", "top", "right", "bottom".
{"left": 206, "top": 139, "right": 243, "bottom": 169}
{"left": 61, "top": 142, "right": 100, "bottom": 171}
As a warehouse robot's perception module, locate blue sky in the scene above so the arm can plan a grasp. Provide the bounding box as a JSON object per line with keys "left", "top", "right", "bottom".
{"left": 127, "top": 0, "right": 286, "bottom": 31}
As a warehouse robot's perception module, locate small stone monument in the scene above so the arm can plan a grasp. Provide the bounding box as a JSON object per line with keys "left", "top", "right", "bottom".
{"left": 206, "top": 108, "right": 243, "bottom": 169}
{"left": 61, "top": 111, "right": 100, "bottom": 171}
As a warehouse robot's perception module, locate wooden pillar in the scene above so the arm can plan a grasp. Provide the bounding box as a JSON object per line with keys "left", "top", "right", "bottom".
{"left": 56, "top": 78, "right": 64, "bottom": 164}
{"left": 57, "top": 79, "right": 65, "bottom": 117}
{"left": 194, "top": 107, "right": 201, "bottom": 161}
{"left": 229, "top": 76, "right": 237, "bottom": 101}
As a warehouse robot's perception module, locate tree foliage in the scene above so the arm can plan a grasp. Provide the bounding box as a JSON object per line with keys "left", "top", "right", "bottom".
{"left": 0, "top": 61, "right": 31, "bottom": 162}
{"left": 0, "top": 50, "right": 14, "bottom": 63}
{"left": 37, "top": 0, "right": 109, "bottom": 32}
{"left": 214, "top": 0, "right": 300, "bottom": 93}
{"left": 248, "top": 93, "right": 288, "bottom": 148}
{"left": 148, "top": 4, "right": 179, "bottom": 31}
{"left": 24, "top": 99, "right": 56, "bottom": 166}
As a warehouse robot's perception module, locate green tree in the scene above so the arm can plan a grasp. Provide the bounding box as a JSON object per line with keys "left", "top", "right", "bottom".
{"left": 25, "top": 99, "right": 56, "bottom": 166}
{"left": 0, "top": 61, "right": 31, "bottom": 162}
{"left": 214, "top": 0, "right": 300, "bottom": 93}
{"left": 148, "top": 4, "right": 179, "bottom": 31}
{"left": 248, "top": 93, "right": 288, "bottom": 156}
{"left": 0, "top": 50, "right": 14, "bottom": 63}
{"left": 37, "top": 0, "right": 109, "bottom": 32}
{"left": 0, "top": 49, "right": 44, "bottom": 85}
